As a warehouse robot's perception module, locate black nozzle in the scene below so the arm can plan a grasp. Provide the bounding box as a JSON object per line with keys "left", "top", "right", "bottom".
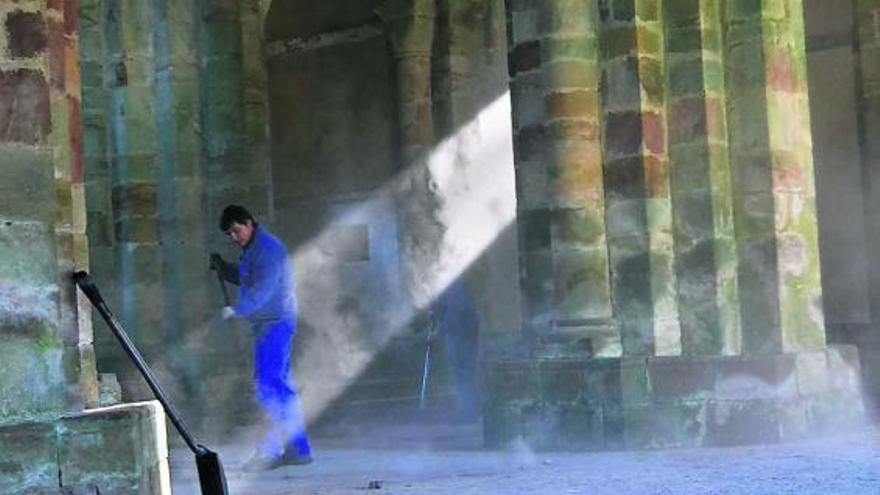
{"left": 73, "top": 270, "right": 105, "bottom": 306}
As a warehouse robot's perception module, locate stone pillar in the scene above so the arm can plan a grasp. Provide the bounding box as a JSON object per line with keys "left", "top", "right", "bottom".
{"left": 855, "top": 2, "right": 880, "bottom": 319}
{"left": 486, "top": 0, "right": 864, "bottom": 450}
{"left": 508, "top": 0, "right": 615, "bottom": 356}
{"left": 241, "top": 0, "right": 273, "bottom": 218}
{"left": 634, "top": 0, "right": 682, "bottom": 357}
{"left": 81, "top": 0, "right": 116, "bottom": 322}
{"left": 153, "top": 0, "right": 216, "bottom": 404}
{"left": 724, "top": 0, "right": 824, "bottom": 353}
{"left": 47, "top": 0, "right": 100, "bottom": 408}
{"left": 376, "top": 0, "right": 440, "bottom": 308}
{"left": 430, "top": 0, "right": 522, "bottom": 346}
{"left": 0, "top": 0, "right": 91, "bottom": 425}
{"left": 0, "top": 3, "right": 170, "bottom": 492}
{"left": 199, "top": 0, "right": 271, "bottom": 235}
{"left": 102, "top": 0, "right": 164, "bottom": 358}
{"left": 666, "top": 0, "right": 741, "bottom": 355}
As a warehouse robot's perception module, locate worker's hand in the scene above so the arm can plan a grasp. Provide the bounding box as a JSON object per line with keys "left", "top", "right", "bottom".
{"left": 209, "top": 252, "right": 224, "bottom": 271}
{"left": 221, "top": 306, "right": 236, "bottom": 320}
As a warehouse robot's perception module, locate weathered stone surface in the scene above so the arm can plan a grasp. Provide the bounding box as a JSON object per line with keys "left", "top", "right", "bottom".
{"left": 541, "top": 36, "right": 597, "bottom": 63}
{"left": 6, "top": 10, "right": 47, "bottom": 58}
{"left": 487, "top": 352, "right": 864, "bottom": 451}
{"left": 0, "top": 70, "right": 50, "bottom": 145}
{"left": 826, "top": 345, "right": 861, "bottom": 392}
{"left": 111, "top": 182, "right": 158, "bottom": 214}
{"left": 59, "top": 401, "right": 170, "bottom": 494}
{"left": 603, "top": 57, "right": 640, "bottom": 110}
{"left": 0, "top": 402, "right": 170, "bottom": 494}
{"left": 714, "top": 354, "right": 797, "bottom": 399}
{"left": 509, "top": 40, "right": 540, "bottom": 75}
{"left": 553, "top": 247, "right": 612, "bottom": 320}
{"left": 604, "top": 111, "right": 643, "bottom": 158}
{"left": 521, "top": 401, "right": 605, "bottom": 450}
{"left": 624, "top": 401, "right": 707, "bottom": 448}
{"left": 648, "top": 357, "right": 715, "bottom": 400}
{"left": 0, "top": 333, "right": 68, "bottom": 423}
{"left": 0, "top": 421, "right": 57, "bottom": 493}
{"left": 705, "top": 399, "right": 782, "bottom": 446}
{"left": 795, "top": 351, "right": 830, "bottom": 395}
{"left": 538, "top": 0, "right": 597, "bottom": 36}
{"left": 545, "top": 90, "right": 597, "bottom": 119}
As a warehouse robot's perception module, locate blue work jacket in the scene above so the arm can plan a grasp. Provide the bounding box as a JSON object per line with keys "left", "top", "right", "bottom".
{"left": 234, "top": 226, "right": 297, "bottom": 325}
{"left": 431, "top": 278, "right": 479, "bottom": 340}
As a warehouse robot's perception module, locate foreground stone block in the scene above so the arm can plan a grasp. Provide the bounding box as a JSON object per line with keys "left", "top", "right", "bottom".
{"left": 486, "top": 345, "right": 865, "bottom": 450}
{"left": 0, "top": 401, "right": 169, "bottom": 494}
{"left": 0, "top": 421, "right": 57, "bottom": 493}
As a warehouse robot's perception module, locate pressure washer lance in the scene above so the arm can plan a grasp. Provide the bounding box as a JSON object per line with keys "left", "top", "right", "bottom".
{"left": 73, "top": 271, "right": 229, "bottom": 495}
{"left": 419, "top": 314, "right": 438, "bottom": 410}
{"left": 213, "top": 258, "right": 232, "bottom": 306}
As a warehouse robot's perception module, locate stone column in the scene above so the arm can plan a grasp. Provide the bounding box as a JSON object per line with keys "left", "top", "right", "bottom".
{"left": 0, "top": 3, "right": 169, "bottom": 492}
{"left": 724, "top": 0, "right": 825, "bottom": 353}
{"left": 665, "top": 0, "right": 741, "bottom": 355}
{"left": 153, "top": 0, "right": 217, "bottom": 407}
{"left": 855, "top": 1, "right": 880, "bottom": 324}
{"left": 430, "top": 0, "right": 522, "bottom": 345}
{"left": 508, "top": 0, "right": 615, "bottom": 357}
{"left": 198, "top": 0, "right": 271, "bottom": 237}
{"left": 376, "top": 0, "right": 441, "bottom": 308}
{"left": 47, "top": 0, "right": 100, "bottom": 408}
{"left": 0, "top": 0, "right": 89, "bottom": 423}
{"left": 101, "top": 0, "right": 165, "bottom": 359}
{"left": 0, "top": 1, "right": 84, "bottom": 424}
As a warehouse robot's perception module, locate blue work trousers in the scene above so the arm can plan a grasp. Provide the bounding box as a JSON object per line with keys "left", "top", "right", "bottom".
{"left": 253, "top": 319, "right": 311, "bottom": 458}
{"left": 445, "top": 330, "right": 479, "bottom": 418}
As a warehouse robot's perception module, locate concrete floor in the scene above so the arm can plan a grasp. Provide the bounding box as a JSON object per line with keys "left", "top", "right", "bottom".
{"left": 170, "top": 422, "right": 880, "bottom": 494}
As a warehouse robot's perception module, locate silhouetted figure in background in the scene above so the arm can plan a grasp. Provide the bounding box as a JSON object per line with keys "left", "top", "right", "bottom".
{"left": 210, "top": 205, "right": 312, "bottom": 471}
{"left": 430, "top": 277, "right": 481, "bottom": 422}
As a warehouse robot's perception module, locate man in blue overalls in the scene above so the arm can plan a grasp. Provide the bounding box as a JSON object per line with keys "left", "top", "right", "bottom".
{"left": 210, "top": 205, "right": 312, "bottom": 471}
{"left": 429, "top": 277, "right": 481, "bottom": 422}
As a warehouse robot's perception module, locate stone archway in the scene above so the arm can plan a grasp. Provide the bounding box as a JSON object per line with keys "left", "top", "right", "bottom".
{"left": 261, "top": 0, "right": 416, "bottom": 424}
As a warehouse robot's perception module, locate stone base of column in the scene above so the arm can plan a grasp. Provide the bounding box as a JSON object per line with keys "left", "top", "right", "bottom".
{"left": 484, "top": 345, "right": 866, "bottom": 450}
{"left": 530, "top": 319, "right": 619, "bottom": 360}
{"left": 0, "top": 401, "right": 170, "bottom": 494}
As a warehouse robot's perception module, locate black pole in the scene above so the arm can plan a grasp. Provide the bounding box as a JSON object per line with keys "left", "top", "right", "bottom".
{"left": 215, "top": 269, "right": 231, "bottom": 306}
{"left": 74, "top": 271, "right": 228, "bottom": 495}
{"left": 73, "top": 271, "right": 204, "bottom": 454}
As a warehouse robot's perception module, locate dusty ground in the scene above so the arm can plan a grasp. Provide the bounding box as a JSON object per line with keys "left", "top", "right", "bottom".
{"left": 170, "top": 422, "right": 880, "bottom": 495}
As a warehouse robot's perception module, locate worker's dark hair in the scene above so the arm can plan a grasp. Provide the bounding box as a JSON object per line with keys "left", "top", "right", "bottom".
{"left": 219, "top": 205, "right": 256, "bottom": 231}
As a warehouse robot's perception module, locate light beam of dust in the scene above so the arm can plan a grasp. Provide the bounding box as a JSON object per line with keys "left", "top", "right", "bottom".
{"left": 287, "top": 92, "right": 517, "bottom": 424}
